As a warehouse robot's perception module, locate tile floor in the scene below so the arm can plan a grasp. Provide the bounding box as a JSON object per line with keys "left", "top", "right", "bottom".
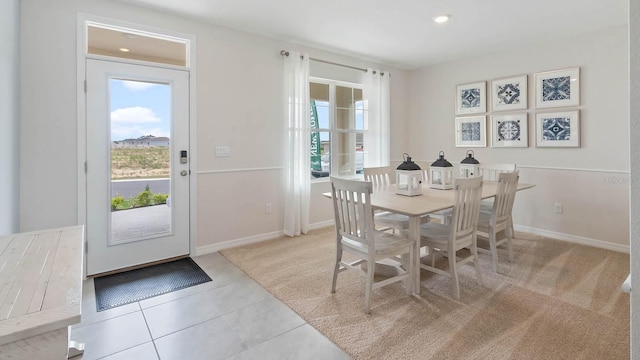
{"left": 70, "top": 252, "right": 352, "bottom": 360}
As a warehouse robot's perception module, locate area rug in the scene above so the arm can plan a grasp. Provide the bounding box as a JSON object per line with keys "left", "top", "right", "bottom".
{"left": 94, "top": 257, "right": 211, "bottom": 311}
{"left": 220, "top": 227, "right": 630, "bottom": 360}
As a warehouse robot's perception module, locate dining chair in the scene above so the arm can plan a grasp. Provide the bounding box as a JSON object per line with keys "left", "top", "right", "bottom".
{"left": 363, "top": 166, "right": 429, "bottom": 233}
{"left": 479, "top": 163, "right": 517, "bottom": 234}
{"left": 329, "top": 177, "right": 414, "bottom": 314}
{"left": 417, "top": 176, "right": 483, "bottom": 300}
{"left": 479, "top": 163, "right": 516, "bottom": 181}
{"left": 476, "top": 171, "right": 519, "bottom": 273}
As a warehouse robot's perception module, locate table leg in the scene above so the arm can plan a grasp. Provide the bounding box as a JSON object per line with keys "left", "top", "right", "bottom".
{"left": 409, "top": 216, "right": 421, "bottom": 295}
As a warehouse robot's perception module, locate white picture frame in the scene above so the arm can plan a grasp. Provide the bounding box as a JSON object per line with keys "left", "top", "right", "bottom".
{"left": 491, "top": 75, "right": 528, "bottom": 112}
{"left": 491, "top": 113, "right": 528, "bottom": 148}
{"left": 456, "top": 81, "right": 486, "bottom": 114}
{"left": 535, "top": 111, "right": 580, "bottom": 147}
{"left": 535, "top": 67, "right": 580, "bottom": 108}
{"left": 455, "top": 116, "right": 486, "bottom": 147}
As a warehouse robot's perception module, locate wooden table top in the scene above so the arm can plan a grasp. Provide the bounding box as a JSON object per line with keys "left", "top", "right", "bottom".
{"left": 324, "top": 181, "right": 535, "bottom": 217}
{"left": 0, "top": 225, "right": 84, "bottom": 345}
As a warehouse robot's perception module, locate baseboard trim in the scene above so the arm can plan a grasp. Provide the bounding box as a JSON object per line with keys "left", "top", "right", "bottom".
{"left": 196, "top": 223, "right": 628, "bottom": 257}
{"left": 514, "top": 224, "right": 629, "bottom": 254}
{"left": 195, "top": 221, "right": 334, "bottom": 256}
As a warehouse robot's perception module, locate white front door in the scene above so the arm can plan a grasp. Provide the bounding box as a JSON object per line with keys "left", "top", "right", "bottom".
{"left": 85, "top": 59, "right": 190, "bottom": 275}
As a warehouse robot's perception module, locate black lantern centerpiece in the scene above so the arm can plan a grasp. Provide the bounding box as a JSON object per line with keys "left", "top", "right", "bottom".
{"left": 395, "top": 153, "right": 423, "bottom": 196}
{"left": 459, "top": 150, "right": 481, "bottom": 178}
{"left": 429, "top": 151, "right": 453, "bottom": 190}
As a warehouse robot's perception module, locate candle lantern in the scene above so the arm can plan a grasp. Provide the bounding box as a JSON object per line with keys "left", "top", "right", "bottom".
{"left": 395, "top": 153, "right": 423, "bottom": 196}
{"left": 459, "top": 150, "right": 481, "bottom": 178}
{"left": 429, "top": 151, "right": 454, "bottom": 190}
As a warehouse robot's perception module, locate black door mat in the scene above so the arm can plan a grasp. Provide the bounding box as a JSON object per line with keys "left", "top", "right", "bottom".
{"left": 94, "top": 257, "right": 212, "bottom": 312}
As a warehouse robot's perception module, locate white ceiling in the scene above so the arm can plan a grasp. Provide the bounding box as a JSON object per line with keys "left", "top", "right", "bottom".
{"left": 116, "top": 0, "right": 628, "bottom": 69}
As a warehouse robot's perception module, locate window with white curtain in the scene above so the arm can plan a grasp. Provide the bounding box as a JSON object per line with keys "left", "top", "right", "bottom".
{"left": 310, "top": 79, "right": 365, "bottom": 179}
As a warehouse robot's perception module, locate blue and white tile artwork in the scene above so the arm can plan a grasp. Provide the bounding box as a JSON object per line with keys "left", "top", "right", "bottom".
{"left": 497, "top": 120, "right": 520, "bottom": 141}
{"left": 461, "top": 122, "right": 481, "bottom": 141}
{"left": 542, "top": 116, "right": 571, "bottom": 141}
{"left": 461, "top": 88, "right": 481, "bottom": 109}
{"left": 496, "top": 83, "right": 520, "bottom": 105}
{"left": 542, "top": 76, "right": 571, "bottom": 102}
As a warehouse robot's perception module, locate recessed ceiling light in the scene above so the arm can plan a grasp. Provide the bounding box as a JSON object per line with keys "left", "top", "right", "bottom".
{"left": 119, "top": 48, "right": 130, "bottom": 52}
{"left": 433, "top": 15, "right": 451, "bottom": 24}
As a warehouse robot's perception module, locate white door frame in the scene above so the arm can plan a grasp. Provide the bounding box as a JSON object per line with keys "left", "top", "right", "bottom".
{"left": 76, "top": 14, "right": 198, "bottom": 277}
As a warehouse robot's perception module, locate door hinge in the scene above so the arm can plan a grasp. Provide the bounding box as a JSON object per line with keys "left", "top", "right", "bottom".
{"left": 84, "top": 161, "right": 88, "bottom": 173}
{"left": 85, "top": 241, "right": 88, "bottom": 253}
{"left": 84, "top": 80, "right": 87, "bottom": 94}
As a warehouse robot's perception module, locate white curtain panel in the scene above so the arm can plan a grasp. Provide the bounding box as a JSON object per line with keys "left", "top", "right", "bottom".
{"left": 363, "top": 69, "right": 391, "bottom": 167}
{"left": 283, "top": 51, "right": 310, "bottom": 237}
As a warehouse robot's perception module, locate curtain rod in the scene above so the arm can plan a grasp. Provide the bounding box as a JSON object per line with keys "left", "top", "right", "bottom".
{"left": 280, "top": 50, "right": 387, "bottom": 76}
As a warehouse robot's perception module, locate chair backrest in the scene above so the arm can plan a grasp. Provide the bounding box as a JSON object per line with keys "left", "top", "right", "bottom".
{"left": 491, "top": 171, "right": 520, "bottom": 227}
{"left": 330, "top": 177, "right": 374, "bottom": 251}
{"left": 363, "top": 166, "right": 395, "bottom": 186}
{"left": 479, "top": 163, "right": 516, "bottom": 181}
{"left": 449, "top": 176, "right": 483, "bottom": 247}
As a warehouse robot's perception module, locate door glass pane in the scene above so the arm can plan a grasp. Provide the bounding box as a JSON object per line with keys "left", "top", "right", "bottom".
{"left": 109, "top": 78, "right": 172, "bottom": 244}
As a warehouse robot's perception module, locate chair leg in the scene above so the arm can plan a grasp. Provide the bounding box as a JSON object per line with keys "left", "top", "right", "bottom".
{"left": 364, "top": 259, "right": 375, "bottom": 314}
{"left": 449, "top": 250, "right": 460, "bottom": 300}
{"left": 472, "top": 241, "right": 483, "bottom": 286}
{"left": 331, "top": 247, "right": 342, "bottom": 293}
{"left": 506, "top": 222, "right": 515, "bottom": 263}
{"left": 489, "top": 228, "right": 499, "bottom": 273}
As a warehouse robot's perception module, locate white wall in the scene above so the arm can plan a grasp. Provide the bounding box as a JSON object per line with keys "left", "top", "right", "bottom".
{"left": 628, "top": 0, "right": 638, "bottom": 357}
{"left": 408, "top": 26, "right": 630, "bottom": 250}
{"left": 0, "top": 0, "right": 20, "bottom": 235}
{"left": 18, "top": 0, "right": 409, "bottom": 249}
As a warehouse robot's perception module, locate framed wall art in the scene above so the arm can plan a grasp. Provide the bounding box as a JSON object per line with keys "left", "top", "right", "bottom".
{"left": 535, "top": 67, "right": 580, "bottom": 108}
{"left": 535, "top": 111, "right": 580, "bottom": 147}
{"left": 456, "top": 81, "right": 486, "bottom": 114}
{"left": 491, "top": 75, "right": 527, "bottom": 111}
{"left": 455, "top": 116, "right": 486, "bottom": 147}
{"left": 491, "top": 113, "right": 528, "bottom": 148}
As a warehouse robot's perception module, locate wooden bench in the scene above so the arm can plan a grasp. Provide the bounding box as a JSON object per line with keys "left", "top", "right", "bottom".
{"left": 0, "top": 226, "right": 84, "bottom": 359}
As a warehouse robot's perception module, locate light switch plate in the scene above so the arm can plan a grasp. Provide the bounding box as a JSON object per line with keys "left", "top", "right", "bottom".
{"left": 215, "top": 146, "right": 231, "bottom": 157}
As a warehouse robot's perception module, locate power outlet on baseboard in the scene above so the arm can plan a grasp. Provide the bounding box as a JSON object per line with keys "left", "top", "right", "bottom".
{"left": 554, "top": 202, "right": 564, "bottom": 214}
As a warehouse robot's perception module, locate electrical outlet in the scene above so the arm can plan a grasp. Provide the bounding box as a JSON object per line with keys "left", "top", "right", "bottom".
{"left": 554, "top": 203, "right": 563, "bottom": 214}
{"left": 265, "top": 203, "right": 272, "bottom": 214}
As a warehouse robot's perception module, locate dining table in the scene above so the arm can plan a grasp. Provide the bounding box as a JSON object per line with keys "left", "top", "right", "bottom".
{"left": 324, "top": 180, "right": 535, "bottom": 295}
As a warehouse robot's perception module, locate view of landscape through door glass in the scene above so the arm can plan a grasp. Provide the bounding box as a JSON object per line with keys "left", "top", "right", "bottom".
{"left": 110, "top": 78, "right": 171, "bottom": 244}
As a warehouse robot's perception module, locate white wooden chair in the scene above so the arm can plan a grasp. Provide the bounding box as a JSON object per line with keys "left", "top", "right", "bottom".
{"left": 329, "top": 177, "right": 414, "bottom": 314}
{"left": 479, "top": 163, "right": 516, "bottom": 181}
{"left": 479, "top": 163, "right": 517, "bottom": 233}
{"left": 417, "top": 176, "right": 483, "bottom": 299}
{"left": 363, "top": 166, "right": 429, "bottom": 233}
{"left": 476, "top": 171, "right": 519, "bottom": 273}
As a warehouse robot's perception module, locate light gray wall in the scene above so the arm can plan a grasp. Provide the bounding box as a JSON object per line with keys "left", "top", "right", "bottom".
{"left": 0, "top": 0, "right": 20, "bottom": 235}
{"left": 18, "top": 0, "right": 410, "bottom": 249}
{"left": 408, "top": 26, "right": 630, "bottom": 250}
{"left": 628, "top": 0, "right": 638, "bottom": 357}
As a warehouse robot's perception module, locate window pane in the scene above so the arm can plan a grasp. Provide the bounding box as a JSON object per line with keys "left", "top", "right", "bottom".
{"left": 336, "top": 86, "right": 352, "bottom": 108}
{"left": 335, "top": 134, "right": 362, "bottom": 177}
{"left": 336, "top": 108, "right": 353, "bottom": 130}
{"left": 311, "top": 135, "right": 331, "bottom": 178}
{"left": 310, "top": 82, "right": 329, "bottom": 101}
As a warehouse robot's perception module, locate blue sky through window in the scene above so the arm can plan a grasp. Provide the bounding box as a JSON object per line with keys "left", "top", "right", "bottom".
{"left": 110, "top": 79, "right": 171, "bottom": 141}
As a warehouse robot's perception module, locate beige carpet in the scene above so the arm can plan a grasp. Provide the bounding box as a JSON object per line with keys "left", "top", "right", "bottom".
{"left": 220, "top": 227, "right": 630, "bottom": 359}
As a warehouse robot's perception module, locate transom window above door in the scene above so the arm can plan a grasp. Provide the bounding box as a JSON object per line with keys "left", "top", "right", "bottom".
{"left": 86, "top": 23, "right": 190, "bottom": 67}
